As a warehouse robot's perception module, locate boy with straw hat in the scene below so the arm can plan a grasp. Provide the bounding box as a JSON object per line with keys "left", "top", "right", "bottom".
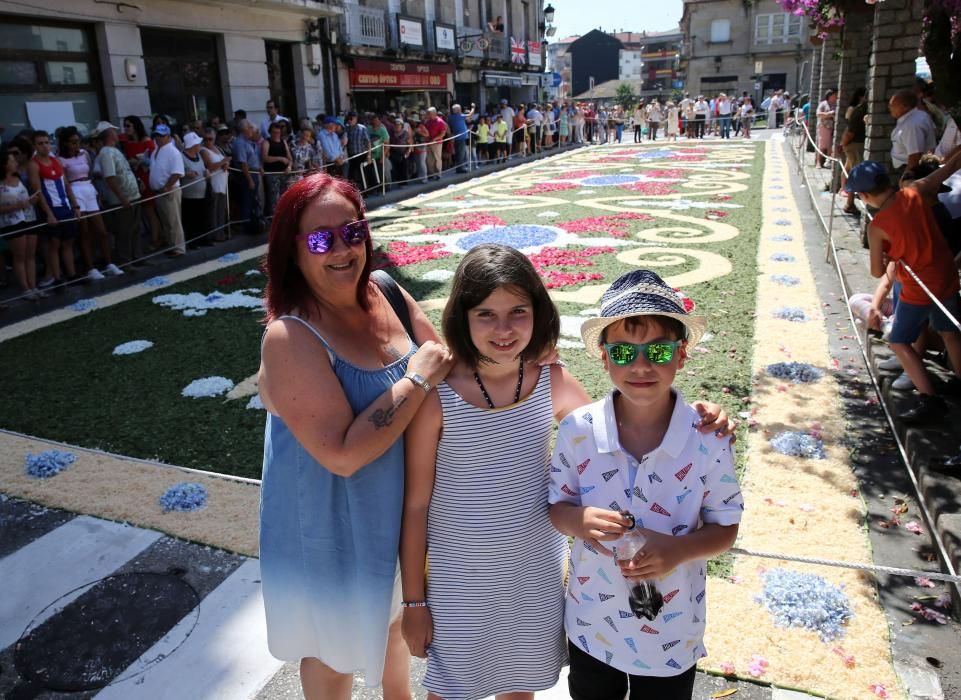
{"left": 549, "top": 269, "right": 743, "bottom": 699}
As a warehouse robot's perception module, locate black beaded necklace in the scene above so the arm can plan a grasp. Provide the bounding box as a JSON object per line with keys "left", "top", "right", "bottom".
{"left": 473, "top": 361, "right": 524, "bottom": 409}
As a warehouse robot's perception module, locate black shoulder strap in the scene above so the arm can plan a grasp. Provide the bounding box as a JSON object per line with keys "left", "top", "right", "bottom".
{"left": 371, "top": 269, "right": 415, "bottom": 340}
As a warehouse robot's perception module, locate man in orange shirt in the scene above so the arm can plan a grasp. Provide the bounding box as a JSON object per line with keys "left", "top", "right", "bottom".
{"left": 847, "top": 148, "right": 961, "bottom": 422}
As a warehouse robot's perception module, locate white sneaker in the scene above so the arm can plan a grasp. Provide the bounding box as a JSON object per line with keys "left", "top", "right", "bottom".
{"left": 891, "top": 372, "right": 914, "bottom": 391}
{"left": 87, "top": 268, "right": 105, "bottom": 281}
{"left": 878, "top": 355, "right": 902, "bottom": 371}
{"left": 104, "top": 263, "right": 124, "bottom": 276}
{"left": 37, "top": 276, "right": 55, "bottom": 289}
{"left": 23, "top": 289, "right": 39, "bottom": 301}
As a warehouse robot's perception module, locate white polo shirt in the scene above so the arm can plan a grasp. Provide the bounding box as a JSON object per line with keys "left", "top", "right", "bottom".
{"left": 891, "top": 107, "right": 936, "bottom": 168}
{"left": 148, "top": 141, "right": 185, "bottom": 192}
{"left": 549, "top": 390, "right": 743, "bottom": 677}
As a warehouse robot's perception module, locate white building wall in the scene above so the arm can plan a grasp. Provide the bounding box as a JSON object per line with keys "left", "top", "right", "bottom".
{"left": 0, "top": 0, "right": 331, "bottom": 126}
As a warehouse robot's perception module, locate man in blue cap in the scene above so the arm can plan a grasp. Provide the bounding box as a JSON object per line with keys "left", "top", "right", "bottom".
{"left": 846, "top": 146, "right": 961, "bottom": 422}
{"left": 318, "top": 116, "right": 346, "bottom": 177}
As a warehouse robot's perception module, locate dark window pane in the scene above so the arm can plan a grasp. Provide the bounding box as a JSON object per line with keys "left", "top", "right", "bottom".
{"left": 45, "top": 61, "right": 90, "bottom": 85}
{"left": 0, "top": 24, "right": 88, "bottom": 52}
{"left": 0, "top": 60, "right": 38, "bottom": 85}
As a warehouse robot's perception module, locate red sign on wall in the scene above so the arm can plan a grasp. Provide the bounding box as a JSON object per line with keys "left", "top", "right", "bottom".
{"left": 349, "top": 59, "right": 453, "bottom": 89}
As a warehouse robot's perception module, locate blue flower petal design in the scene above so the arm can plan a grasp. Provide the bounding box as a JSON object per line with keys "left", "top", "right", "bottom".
{"left": 771, "top": 195, "right": 787, "bottom": 200}
{"left": 143, "top": 276, "right": 170, "bottom": 288}
{"left": 71, "top": 299, "right": 97, "bottom": 312}
{"left": 160, "top": 482, "right": 209, "bottom": 512}
{"left": 774, "top": 219, "right": 792, "bottom": 226}
{"left": 770, "top": 274, "right": 801, "bottom": 286}
{"left": 767, "top": 362, "right": 823, "bottom": 383}
{"left": 581, "top": 175, "right": 641, "bottom": 186}
{"left": 756, "top": 568, "right": 852, "bottom": 641}
{"left": 218, "top": 253, "right": 241, "bottom": 263}
{"left": 770, "top": 234, "right": 794, "bottom": 242}
{"left": 25, "top": 450, "right": 77, "bottom": 478}
{"left": 774, "top": 207, "right": 790, "bottom": 213}
{"left": 770, "top": 431, "right": 826, "bottom": 459}
{"left": 770, "top": 253, "right": 796, "bottom": 262}
{"left": 633, "top": 150, "right": 678, "bottom": 160}
{"left": 772, "top": 307, "right": 808, "bottom": 322}
{"left": 456, "top": 225, "right": 558, "bottom": 252}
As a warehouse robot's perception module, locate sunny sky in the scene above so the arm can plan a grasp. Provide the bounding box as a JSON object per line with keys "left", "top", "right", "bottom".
{"left": 547, "top": 0, "right": 685, "bottom": 40}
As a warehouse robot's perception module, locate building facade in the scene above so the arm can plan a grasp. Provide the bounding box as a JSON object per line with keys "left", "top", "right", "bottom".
{"left": 567, "top": 30, "right": 623, "bottom": 98}
{"left": 0, "top": 0, "right": 340, "bottom": 135}
{"left": 615, "top": 30, "right": 683, "bottom": 97}
{"left": 680, "top": 0, "right": 810, "bottom": 101}
{"left": 0, "top": 0, "right": 548, "bottom": 138}
{"left": 334, "top": 0, "right": 548, "bottom": 115}
{"left": 545, "top": 34, "right": 577, "bottom": 101}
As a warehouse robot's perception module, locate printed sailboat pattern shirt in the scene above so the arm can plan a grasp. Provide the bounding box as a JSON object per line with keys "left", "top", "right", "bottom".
{"left": 548, "top": 391, "right": 744, "bottom": 676}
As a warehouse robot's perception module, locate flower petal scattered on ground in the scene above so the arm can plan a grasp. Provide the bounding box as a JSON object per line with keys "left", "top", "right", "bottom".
{"left": 182, "top": 376, "right": 235, "bottom": 398}
{"left": 112, "top": 340, "right": 154, "bottom": 356}
{"left": 756, "top": 568, "right": 852, "bottom": 641}
{"left": 25, "top": 450, "right": 77, "bottom": 479}
{"left": 159, "top": 482, "right": 208, "bottom": 512}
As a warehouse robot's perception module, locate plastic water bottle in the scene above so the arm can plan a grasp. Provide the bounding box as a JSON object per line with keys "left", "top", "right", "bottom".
{"left": 614, "top": 515, "right": 664, "bottom": 621}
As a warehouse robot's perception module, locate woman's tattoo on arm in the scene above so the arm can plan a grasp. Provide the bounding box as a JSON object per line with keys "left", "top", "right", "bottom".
{"left": 369, "top": 395, "right": 408, "bottom": 429}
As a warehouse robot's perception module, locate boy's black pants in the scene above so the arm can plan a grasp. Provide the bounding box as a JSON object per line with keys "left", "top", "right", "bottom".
{"left": 567, "top": 641, "right": 697, "bottom": 700}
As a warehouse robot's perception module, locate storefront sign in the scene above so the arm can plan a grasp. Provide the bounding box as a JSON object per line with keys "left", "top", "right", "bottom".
{"left": 484, "top": 72, "right": 522, "bottom": 87}
{"left": 350, "top": 59, "right": 452, "bottom": 89}
{"left": 435, "top": 23, "right": 456, "bottom": 51}
{"left": 398, "top": 17, "right": 424, "bottom": 47}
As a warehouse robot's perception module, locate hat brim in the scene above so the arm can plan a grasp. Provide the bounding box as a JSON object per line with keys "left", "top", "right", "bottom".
{"left": 580, "top": 312, "right": 707, "bottom": 358}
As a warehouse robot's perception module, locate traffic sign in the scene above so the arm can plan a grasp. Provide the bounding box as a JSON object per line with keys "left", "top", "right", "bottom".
{"left": 551, "top": 72, "right": 561, "bottom": 88}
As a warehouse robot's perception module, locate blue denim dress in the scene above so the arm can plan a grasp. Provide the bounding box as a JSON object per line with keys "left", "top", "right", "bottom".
{"left": 259, "top": 315, "right": 413, "bottom": 686}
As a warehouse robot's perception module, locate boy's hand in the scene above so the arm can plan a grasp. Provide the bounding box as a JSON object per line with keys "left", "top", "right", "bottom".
{"left": 617, "top": 529, "right": 684, "bottom": 580}
{"left": 692, "top": 400, "right": 736, "bottom": 441}
{"left": 401, "top": 607, "right": 433, "bottom": 658}
{"left": 578, "top": 507, "right": 633, "bottom": 556}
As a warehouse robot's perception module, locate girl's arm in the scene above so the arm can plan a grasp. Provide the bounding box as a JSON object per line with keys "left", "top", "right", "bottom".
{"left": 550, "top": 363, "right": 591, "bottom": 422}
{"left": 399, "top": 392, "right": 442, "bottom": 658}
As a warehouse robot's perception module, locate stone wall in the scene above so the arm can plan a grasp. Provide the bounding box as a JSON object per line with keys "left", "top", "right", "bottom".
{"left": 862, "top": 0, "right": 925, "bottom": 167}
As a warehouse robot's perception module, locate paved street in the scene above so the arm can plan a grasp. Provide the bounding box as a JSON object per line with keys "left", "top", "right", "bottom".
{"left": 1, "top": 131, "right": 959, "bottom": 700}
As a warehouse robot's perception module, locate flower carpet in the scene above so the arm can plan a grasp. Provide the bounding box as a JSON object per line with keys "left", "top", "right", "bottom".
{"left": 0, "top": 139, "right": 914, "bottom": 698}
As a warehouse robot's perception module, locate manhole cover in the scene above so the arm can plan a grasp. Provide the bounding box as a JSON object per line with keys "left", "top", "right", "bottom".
{"left": 14, "top": 572, "right": 199, "bottom": 692}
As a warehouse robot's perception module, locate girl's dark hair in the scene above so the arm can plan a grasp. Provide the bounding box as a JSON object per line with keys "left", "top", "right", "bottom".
{"left": 442, "top": 244, "right": 559, "bottom": 368}
{"left": 58, "top": 125, "right": 80, "bottom": 155}
{"left": 125, "top": 115, "right": 147, "bottom": 140}
{"left": 263, "top": 172, "right": 371, "bottom": 322}
{"left": 848, "top": 87, "right": 867, "bottom": 108}
{"left": 152, "top": 114, "right": 170, "bottom": 128}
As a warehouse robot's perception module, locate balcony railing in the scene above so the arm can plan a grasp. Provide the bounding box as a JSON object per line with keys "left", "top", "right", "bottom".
{"left": 485, "top": 35, "right": 508, "bottom": 62}
{"left": 457, "top": 25, "right": 485, "bottom": 58}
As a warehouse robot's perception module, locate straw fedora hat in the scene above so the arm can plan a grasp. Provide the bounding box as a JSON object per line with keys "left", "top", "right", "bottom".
{"left": 580, "top": 270, "right": 706, "bottom": 358}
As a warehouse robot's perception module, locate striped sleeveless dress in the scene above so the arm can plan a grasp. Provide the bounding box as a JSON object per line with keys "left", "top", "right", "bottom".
{"left": 424, "top": 365, "right": 568, "bottom": 700}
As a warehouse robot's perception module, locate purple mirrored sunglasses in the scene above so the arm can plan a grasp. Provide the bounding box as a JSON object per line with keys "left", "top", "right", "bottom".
{"left": 297, "top": 219, "right": 370, "bottom": 254}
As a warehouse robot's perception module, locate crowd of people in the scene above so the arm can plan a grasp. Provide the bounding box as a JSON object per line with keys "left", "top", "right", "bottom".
{"left": 836, "top": 78, "right": 961, "bottom": 428}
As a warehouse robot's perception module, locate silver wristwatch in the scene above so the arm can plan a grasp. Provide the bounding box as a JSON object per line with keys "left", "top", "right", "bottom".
{"left": 404, "top": 373, "right": 432, "bottom": 393}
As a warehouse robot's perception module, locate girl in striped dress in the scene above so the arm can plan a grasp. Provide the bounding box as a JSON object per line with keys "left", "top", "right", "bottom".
{"left": 400, "top": 245, "right": 731, "bottom": 699}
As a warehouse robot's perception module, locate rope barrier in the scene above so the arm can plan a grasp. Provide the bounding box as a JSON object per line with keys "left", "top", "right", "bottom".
{"left": 730, "top": 547, "right": 961, "bottom": 584}
{"left": 792, "top": 117, "right": 961, "bottom": 601}
{"left": 797, "top": 116, "right": 961, "bottom": 333}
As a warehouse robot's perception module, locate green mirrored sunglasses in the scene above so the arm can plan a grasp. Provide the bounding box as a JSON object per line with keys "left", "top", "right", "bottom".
{"left": 603, "top": 340, "right": 681, "bottom": 366}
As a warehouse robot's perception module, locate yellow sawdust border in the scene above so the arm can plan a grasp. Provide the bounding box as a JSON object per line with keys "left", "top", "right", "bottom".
{"left": 699, "top": 139, "right": 902, "bottom": 700}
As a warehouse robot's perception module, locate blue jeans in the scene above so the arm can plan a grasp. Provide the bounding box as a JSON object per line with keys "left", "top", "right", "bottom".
{"left": 719, "top": 115, "right": 731, "bottom": 139}
{"left": 615, "top": 124, "right": 623, "bottom": 142}
{"left": 414, "top": 151, "right": 427, "bottom": 183}
{"left": 239, "top": 173, "right": 262, "bottom": 236}
{"left": 454, "top": 138, "right": 468, "bottom": 172}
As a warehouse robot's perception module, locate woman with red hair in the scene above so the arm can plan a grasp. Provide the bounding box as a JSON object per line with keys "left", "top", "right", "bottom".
{"left": 258, "top": 172, "right": 453, "bottom": 699}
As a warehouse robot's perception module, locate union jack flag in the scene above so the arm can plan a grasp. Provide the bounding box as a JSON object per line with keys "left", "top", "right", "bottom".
{"left": 510, "top": 36, "right": 526, "bottom": 64}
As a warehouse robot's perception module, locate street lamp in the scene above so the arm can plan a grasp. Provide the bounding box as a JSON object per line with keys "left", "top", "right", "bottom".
{"left": 544, "top": 3, "right": 555, "bottom": 24}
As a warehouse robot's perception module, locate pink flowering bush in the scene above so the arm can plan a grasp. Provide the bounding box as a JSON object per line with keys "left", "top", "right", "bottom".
{"left": 375, "top": 241, "right": 451, "bottom": 268}
{"left": 513, "top": 182, "right": 580, "bottom": 196}
{"left": 421, "top": 212, "right": 506, "bottom": 233}
{"left": 558, "top": 212, "right": 656, "bottom": 237}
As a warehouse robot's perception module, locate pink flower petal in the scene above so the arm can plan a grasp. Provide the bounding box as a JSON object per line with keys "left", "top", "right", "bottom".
{"left": 915, "top": 576, "right": 935, "bottom": 588}
{"left": 905, "top": 521, "right": 925, "bottom": 535}
{"left": 870, "top": 683, "right": 889, "bottom": 698}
